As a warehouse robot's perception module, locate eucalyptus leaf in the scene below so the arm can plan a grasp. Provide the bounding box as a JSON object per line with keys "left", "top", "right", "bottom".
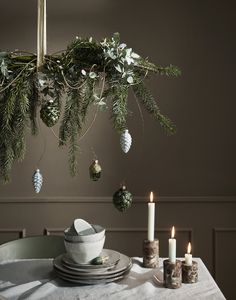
{"left": 0, "top": 60, "right": 9, "bottom": 78}
{"left": 127, "top": 76, "right": 134, "bottom": 84}
{"left": 89, "top": 72, "right": 97, "bottom": 79}
{"left": 131, "top": 52, "right": 140, "bottom": 59}
{"left": 81, "top": 69, "right": 86, "bottom": 76}
{"left": 119, "top": 43, "right": 127, "bottom": 50}
{"left": 115, "top": 65, "right": 123, "bottom": 73}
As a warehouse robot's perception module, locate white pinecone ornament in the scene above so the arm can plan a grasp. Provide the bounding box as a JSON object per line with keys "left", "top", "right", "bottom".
{"left": 120, "top": 129, "right": 132, "bottom": 153}
{"left": 32, "top": 169, "right": 43, "bottom": 193}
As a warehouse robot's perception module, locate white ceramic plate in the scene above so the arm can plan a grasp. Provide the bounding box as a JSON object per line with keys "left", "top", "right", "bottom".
{"left": 61, "top": 249, "right": 120, "bottom": 270}
{"left": 53, "top": 251, "right": 131, "bottom": 277}
{"left": 54, "top": 262, "right": 132, "bottom": 280}
{"left": 60, "top": 261, "right": 117, "bottom": 274}
{"left": 54, "top": 264, "right": 131, "bottom": 284}
{"left": 56, "top": 273, "right": 126, "bottom": 285}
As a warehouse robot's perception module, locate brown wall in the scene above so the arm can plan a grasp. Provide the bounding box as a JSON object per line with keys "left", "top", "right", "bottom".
{"left": 0, "top": 0, "right": 235, "bottom": 299}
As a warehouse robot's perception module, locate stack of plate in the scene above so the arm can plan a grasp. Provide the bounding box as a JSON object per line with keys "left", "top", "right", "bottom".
{"left": 53, "top": 249, "right": 132, "bottom": 284}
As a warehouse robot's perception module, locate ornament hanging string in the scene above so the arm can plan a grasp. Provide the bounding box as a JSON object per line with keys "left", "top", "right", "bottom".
{"left": 91, "top": 147, "right": 98, "bottom": 160}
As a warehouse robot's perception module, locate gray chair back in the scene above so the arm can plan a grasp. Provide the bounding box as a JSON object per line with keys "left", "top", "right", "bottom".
{"left": 0, "top": 235, "right": 65, "bottom": 262}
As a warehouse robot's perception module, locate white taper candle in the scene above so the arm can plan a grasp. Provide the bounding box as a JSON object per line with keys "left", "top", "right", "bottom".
{"left": 185, "top": 242, "right": 193, "bottom": 265}
{"left": 147, "top": 191, "right": 155, "bottom": 241}
{"left": 168, "top": 226, "right": 176, "bottom": 263}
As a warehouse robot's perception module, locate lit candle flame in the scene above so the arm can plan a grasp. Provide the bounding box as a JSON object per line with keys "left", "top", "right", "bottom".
{"left": 171, "top": 226, "right": 175, "bottom": 239}
{"left": 150, "top": 191, "right": 154, "bottom": 203}
{"left": 187, "top": 242, "right": 191, "bottom": 254}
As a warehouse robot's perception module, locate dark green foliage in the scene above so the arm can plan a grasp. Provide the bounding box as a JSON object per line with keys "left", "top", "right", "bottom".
{"left": 0, "top": 33, "right": 180, "bottom": 182}
{"left": 111, "top": 85, "right": 129, "bottom": 133}
{"left": 59, "top": 79, "right": 96, "bottom": 176}
{"left": 79, "top": 79, "right": 96, "bottom": 123}
{"left": 29, "top": 78, "right": 40, "bottom": 135}
{"left": 59, "top": 89, "right": 81, "bottom": 176}
{"left": 137, "top": 59, "right": 181, "bottom": 77}
{"left": 0, "top": 73, "right": 33, "bottom": 182}
{"left": 132, "top": 82, "right": 176, "bottom": 134}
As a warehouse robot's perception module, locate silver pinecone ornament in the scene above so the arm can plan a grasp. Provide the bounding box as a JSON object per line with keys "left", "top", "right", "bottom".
{"left": 120, "top": 129, "right": 132, "bottom": 153}
{"left": 32, "top": 169, "right": 43, "bottom": 193}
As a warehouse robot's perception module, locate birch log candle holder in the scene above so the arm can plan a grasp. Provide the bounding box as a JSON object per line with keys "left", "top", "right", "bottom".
{"left": 163, "top": 259, "right": 182, "bottom": 289}
{"left": 182, "top": 261, "right": 198, "bottom": 283}
{"left": 142, "top": 239, "right": 159, "bottom": 268}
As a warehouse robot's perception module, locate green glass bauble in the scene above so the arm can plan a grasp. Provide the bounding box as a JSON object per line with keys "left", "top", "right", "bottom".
{"left": 113, "top": 185, "right": 132, "bottom": 212}
{"left": 40, "top": 100, "right": 60, "bottom": 127}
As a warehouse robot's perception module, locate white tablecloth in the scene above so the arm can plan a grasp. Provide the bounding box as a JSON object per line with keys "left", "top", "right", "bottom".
{"left": 0, "top": 257, "right": 225, "bottom": 300}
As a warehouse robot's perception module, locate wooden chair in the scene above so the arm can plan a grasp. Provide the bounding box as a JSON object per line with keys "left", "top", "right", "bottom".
{"left": 0, "top": 235, "right": 65, "bottom": 262}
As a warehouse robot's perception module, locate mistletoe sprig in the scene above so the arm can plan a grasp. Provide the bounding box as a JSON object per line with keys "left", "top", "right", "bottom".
{"left": 0, "top": 33, "right": 180, "bottom": 182}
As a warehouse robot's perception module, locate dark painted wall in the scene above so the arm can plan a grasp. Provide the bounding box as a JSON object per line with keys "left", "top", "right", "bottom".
{"left": 0, "top": 0, "right": 235, "bottom": 298}
{"left": 0, "top": 0, "right": 235, "bottom": 197}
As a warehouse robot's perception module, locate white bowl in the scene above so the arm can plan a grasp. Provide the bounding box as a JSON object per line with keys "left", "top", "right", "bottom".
{"left": 64, "top": 225, "right": 105, "bottom": 242}
{"left": 72, "top": 219, "right": 94, "bottom": 235}
{"left": 64, "top": 236, "right": 105, "bottom": 264}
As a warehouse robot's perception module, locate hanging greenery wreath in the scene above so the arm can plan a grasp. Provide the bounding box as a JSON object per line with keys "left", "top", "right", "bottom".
{"left": 0, "top": 32, "right": 180, "bottom": 183}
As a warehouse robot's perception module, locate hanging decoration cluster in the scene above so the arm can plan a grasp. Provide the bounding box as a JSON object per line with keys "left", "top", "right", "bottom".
{"left": 0, "top": 33, "right": 180, "bottom": 183}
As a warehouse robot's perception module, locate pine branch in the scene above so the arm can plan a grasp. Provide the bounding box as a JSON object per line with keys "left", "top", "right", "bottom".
{"left": 0, "top": 91, "right": 16, "bottom": 182}
{"left": 137, "top": 59, "right": 181, "bottom": 77}
{"left": 155, "top": 64, "right": 181, "bottom": 76}
{"left": 0, "top": 145, "right": 14, "bottom": 183}
{"left": 132, "top": 82, "right": 176, "bottom": 134}
{"left": 12, "top": 82, "right": 30, "bottom": 161}
{"left": 29, "top": 75, "right": 40, "bottom": 135}
{"left": 59, "top": 88, "right": 84, "bottom": 176}
{"left": 80, "top": 79, "right": 95, "bottom": 123}
{"left": 111, "top": 85, "right": 129, "bottom": 134}
{"left": 0, "top": 73, "right": 31, "bottom": 181}
{"left": 68, "top": 128, "right": 79, "bottom": 177}
{"left": 59, "top": 94, "right": 74, "bottom": 146}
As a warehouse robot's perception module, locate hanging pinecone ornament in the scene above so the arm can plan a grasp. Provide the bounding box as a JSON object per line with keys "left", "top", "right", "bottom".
{"left": 40, "top": 100, "right": 60, "bottom": 127}
{"left": 113, "top": 185, "right": 133, "bottom": 212}
{"left": 32, "top": 169, "right": 43, "bottom": 193}
{"left": 120, "top": 129, "right": 132, "bottom": 153}
{"left": 89, "top": 160, "right": 102, "bottom": 181}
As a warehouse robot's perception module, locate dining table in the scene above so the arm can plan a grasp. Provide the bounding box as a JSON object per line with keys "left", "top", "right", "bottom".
{"left": 0, "top": 256, "right": 225, "bottom": 300}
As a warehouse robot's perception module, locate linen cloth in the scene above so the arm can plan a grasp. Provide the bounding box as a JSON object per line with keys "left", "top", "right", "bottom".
{"left": 0, "top": 257, "right": 225, "bottom": 300}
